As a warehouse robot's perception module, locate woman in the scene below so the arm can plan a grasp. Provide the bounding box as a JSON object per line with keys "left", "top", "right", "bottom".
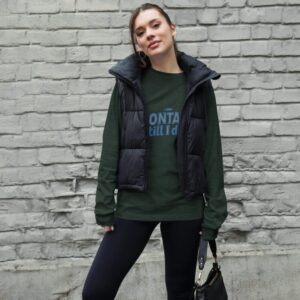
{"left": 82, "top": 3, "right": 228, "bottom": 300}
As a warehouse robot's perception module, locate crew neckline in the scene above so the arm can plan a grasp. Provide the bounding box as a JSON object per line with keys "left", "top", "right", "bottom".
{"left": 149, "top": 66, "right": 184, "bottom": 76}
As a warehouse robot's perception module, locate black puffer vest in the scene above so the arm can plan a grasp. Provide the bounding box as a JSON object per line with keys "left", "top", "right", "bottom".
{"left": 108, "top": 51, "right": 221, "bottom": 200}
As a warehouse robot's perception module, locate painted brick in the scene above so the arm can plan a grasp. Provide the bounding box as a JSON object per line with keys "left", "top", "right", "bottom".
{"left": 282, "top": 7, "right": 300, "bottom": 24}
{"left": 242, "top": 105, "right": 283, "bottom": 120}
{"left": 274, "top": 89, "right": 299, "bottom": 103}
{"left": 120, "top": 0, "right": 163, "bottom": 11}
{"left": 77, "top": 0, "right": 119, "bottom": 11}
{"left": 175, "top": 10, "right": 197, "bottom": 26}
{"left": 209, "top": 58, "right": 252, "bottom": 73}
{"left": 79, "top": 128, "right": 103, "bottom": 144}
{"left": 0, "top": 30, "right": 28, "bottom": 45}
{"left": 39, "top": 148, "right": 77, "bottom": 164}
{"left": 32, "top": 64, "right": 80, "bottom": 79}
{"left": 176, "top": 27, "right": 208, "bottom": 41}
{"left": 206, "top": 0, "right": 226, "bottom": 7}
{"left": 282, "top": 104, "right": 300, "bottom": 119}
{"left": 239, "top": 74, "right": 282, "bottom": 89}
{"left": 164, "top": 0, "right": 205, "bottom": 8}
{"left": 48, "top": 13, "right": 110, "bottom": 29}
{"left": 227, "top": 0, "right": 246, "bottom": 7}
{"left": 219, "top": 106, "right": 240, "bottom": 121}
{"left": 273, "top": 121, "right": 300, "bottom": 135}
{"left": 199, "top": 42, "right": 219, "bottom": 57}
{"left": 111, "top": 45, "right": 133, "bottom": 60}
{"left": 272, "top": 25, "right": 293, "bottom": 39}
{"left": 209, "top": 25, "right": 251, "bottom": 40}
{"left": 248, "top": 0, "right": 284, "bottom": 5}
{"left": 27, "top": 0, "right": 59, "bottom": 14}
{"left": 16, "top": 15, "right": 48, "bottom": 29}
{"left": 110, "top": 13, "right": 131, "bottom": 28}
{"left": 259, "top": 7, "right": 283, "bottom": 23}
{"left": 67, "top": 47, "right": 89, "bottom": 62}
{"left": 197, "top": 9, "right": 218, "bottom": 24}
{"left": 27, "top": 30, "right": 77, "bottom": 46}
{"left": 283, "top": 74, "right": 300, "bottom": 88}
{"left": 220, "top": 42, "right": 240, "bottom": 56}
{"left": 247, "top": 231, "right": 272, "bottom": 245}
{"left": 249, "top": 122, "right": 272, "bottom": 136}
{"left": 272, "top": 229, "right": 300, "bottom": 244}
{"left": 241, "top": 41, "right": 272, "bottom": 56}
{"left": 217, "top": 75, "right": 239, "bottom": 89}
{"left": 61, "top": 0, "right": 75, "bottom": 12}
{"left": 286, "top": 57, "right": 300, "bottom": 71}
{"left": 240, "top": 7, "right": 260, "bottom": 23}
{"left": 219, "top": 8, "right": 239, "bottom": 24}
{"left": 1, "top": 46, "right": 65, "bottom": 63}
{"left": 89, "top": 46, "right": 111, "bottom": 62}
{"left": 272, "top": 40, "right": 300, "bottom": 56}
{"left": 216, "top": 90, "right": 250, "bottom": 105}
{"left": 251, "top": 24, "right": 272, "bottom": 39}
{"left": 78, "top": 29, "right": 122, "bottom": 45}
{"left": 293, "top": 25, "right": 300, "bottom": 38}
{"left": 251, "top": 90, "right": 274, "bottom": 104}
{"left": 7, "top": 0, "right": 27, "bottom": 13}
{"left": 0, "top": 149, "right": 18, "bottom": 168}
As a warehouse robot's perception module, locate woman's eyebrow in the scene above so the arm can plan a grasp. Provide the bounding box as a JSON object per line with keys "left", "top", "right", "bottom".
{"left": 135, "top": 18, "right": 160, "bottom": 32}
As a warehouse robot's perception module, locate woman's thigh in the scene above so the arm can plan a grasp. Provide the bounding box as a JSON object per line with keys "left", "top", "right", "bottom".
{"left": 160, "top": 218, "right": 202, "bottom": 300}
{"left": 82, "top": 217, "right": 158, "bottom": 300}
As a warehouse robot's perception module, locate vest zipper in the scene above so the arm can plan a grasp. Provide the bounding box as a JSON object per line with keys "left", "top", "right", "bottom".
{"left": 203, "top": 192, "right": 208, "bottom": 207}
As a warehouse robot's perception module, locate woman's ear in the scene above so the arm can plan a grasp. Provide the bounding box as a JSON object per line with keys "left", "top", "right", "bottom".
{"left": 171, "top": 23, "right": 177, "bottom": 38}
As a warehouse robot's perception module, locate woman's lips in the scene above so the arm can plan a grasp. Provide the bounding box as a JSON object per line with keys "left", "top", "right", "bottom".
{"left": 148, "top": 41, "right": 160, "bottom": 49}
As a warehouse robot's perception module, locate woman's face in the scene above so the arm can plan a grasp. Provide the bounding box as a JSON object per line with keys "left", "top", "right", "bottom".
{"left": 133, "top": 8, "right": 176, "bottom": 58}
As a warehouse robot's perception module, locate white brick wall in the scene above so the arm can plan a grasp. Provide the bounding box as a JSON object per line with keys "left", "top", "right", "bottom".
{"left": 0, "top": 1, "right": 299, "bottom": 299}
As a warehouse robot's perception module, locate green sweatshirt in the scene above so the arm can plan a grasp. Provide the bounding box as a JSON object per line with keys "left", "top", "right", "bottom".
{"left": 95, "top": 66, "right": 228, "bottom": 240}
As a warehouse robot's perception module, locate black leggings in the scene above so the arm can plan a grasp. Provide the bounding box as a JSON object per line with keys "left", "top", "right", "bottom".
{"left": 82, "top": 217, "right": 202, "bottom": 300}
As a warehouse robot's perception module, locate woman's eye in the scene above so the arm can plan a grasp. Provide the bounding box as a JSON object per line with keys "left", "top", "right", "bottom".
{"left": 136, "top": 24, "right": 160, "bottom": 37}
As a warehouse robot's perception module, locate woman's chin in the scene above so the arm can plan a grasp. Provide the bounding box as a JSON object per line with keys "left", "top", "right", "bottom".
{"left": 146, "top": 47, "right": 171, "bottom": 59}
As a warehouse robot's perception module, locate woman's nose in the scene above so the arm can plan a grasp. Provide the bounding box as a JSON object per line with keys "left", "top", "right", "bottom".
{"left": 145, "top": 29, "right": 155, "bottom": 39}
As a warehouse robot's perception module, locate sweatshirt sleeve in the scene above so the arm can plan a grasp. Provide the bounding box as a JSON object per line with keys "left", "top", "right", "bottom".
{"left": 94, "top": 82, "right": 120, "bottom": 226}
{"left": 201, "top": 79, "right": 228, "bottom": 241}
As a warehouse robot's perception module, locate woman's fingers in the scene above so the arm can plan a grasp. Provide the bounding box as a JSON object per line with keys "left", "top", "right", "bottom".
{"left": 103, "top": 225, "right": 114, "bottom": 232}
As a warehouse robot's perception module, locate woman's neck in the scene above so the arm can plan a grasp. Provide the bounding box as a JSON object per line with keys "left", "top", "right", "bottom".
{"left": 149, "top": 49, "right": 183, "bottom": 74}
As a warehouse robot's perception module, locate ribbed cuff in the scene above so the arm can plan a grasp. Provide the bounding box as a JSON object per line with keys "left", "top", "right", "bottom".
{"left": 95, "top": 213, "right": 115, "bottom": 227}
{"left": 202, "top": 227, "right": 219, "bottom": 241}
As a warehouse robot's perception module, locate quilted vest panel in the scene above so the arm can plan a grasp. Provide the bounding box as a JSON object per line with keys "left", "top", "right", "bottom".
{"left": 116, "top": 79, "right": 148, "bottom": 191}
{"left": 184, "top": 83, "right": 209, "bottom": 199}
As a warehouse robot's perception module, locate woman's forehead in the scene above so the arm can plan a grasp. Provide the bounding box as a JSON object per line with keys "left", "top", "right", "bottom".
{"left": 134, "top": 9, "right": 163, "bottom": 30}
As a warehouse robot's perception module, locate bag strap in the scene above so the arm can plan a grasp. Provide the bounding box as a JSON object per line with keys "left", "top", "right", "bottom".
{"left": 197, "top": 237, "right": 218, "bottom": 271}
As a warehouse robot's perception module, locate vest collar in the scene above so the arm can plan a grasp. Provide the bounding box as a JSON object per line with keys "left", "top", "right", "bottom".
{"left": 108, "top": 50, "right": 221, "bottom": 89}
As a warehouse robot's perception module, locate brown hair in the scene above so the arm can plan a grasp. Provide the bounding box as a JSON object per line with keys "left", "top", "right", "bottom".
{"left": 129, "top": 3, "right": 179, "bottom": 68}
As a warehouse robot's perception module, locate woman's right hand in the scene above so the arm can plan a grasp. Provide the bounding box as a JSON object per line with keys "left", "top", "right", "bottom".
{"left": 103, "top": 225, "right": 114, "bottom": 233}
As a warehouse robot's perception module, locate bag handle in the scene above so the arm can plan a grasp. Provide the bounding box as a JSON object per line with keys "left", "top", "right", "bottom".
{"left": 196, "top": 236, "right": 219, "bottom": 285}
{"left": 197, "top": 237, "right": 218, "bottom": 271}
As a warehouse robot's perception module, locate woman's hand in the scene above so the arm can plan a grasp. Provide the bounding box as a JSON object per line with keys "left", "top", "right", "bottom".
{"left": 103, "top": 225, "right": 114, "bottom": 233}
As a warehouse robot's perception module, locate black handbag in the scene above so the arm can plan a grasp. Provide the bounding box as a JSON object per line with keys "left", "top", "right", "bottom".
{"left": 193, "top": 236, "right": 228, "bottom": 300}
